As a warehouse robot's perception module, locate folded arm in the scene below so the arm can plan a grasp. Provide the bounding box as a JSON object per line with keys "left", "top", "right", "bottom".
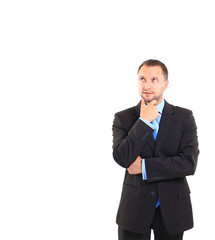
{"left": 112, "top": 114, "right": 153, "bottom": 169}
{"left": 145, "top": 111, "right": 199, "bottom": 182}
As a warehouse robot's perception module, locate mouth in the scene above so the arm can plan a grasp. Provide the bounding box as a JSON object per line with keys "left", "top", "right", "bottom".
{"left": 143, "top": 91, "right": 153, "bottom": 95}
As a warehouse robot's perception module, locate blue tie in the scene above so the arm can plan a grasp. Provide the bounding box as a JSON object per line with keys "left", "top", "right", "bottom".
{"left": 152, "top": 119, "right": 159, "bottom": 141}
{"left": 151, "top": 117, "right": 160, "bottom": 207}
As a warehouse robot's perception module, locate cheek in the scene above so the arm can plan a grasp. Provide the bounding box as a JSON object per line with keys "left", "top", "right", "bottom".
{"left": 157, "top": 84, "right": 166, "bottom": 91}
{"left": 138, "top": 82, "right": 143, "bottom": 90}
{"left": 153, "top": 85, "right": 164, "bottom": 95}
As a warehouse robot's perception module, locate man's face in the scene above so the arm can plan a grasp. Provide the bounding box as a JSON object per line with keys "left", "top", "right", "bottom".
{"left": 138, "top": 65, "right": 169, "bottom": 104}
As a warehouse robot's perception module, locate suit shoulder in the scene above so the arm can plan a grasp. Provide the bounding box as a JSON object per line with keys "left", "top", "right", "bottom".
{"left": 170, "top": 104, "right": 193, "bottom": 115}
{"left": 168, "top": 104, "right": 195, "bottom": 123}
{"left": 113, "top": 104, "right": 139, "bottom": 131}
{"left": 114, "top": 105, "right": 137, "bottom": 119}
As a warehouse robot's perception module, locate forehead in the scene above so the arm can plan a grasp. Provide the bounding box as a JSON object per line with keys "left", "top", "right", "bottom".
{"left": 138, "top": 65, "right": 163, "bottom": 77}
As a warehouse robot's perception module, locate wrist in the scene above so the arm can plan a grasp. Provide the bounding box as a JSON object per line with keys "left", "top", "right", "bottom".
{"left": 139, "top": 118, "right": 155, "bottom": 130}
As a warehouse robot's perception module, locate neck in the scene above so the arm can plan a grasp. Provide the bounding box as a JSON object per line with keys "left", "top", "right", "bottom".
{"left": 157, "top": 97, "right": 164, "bottom": 105}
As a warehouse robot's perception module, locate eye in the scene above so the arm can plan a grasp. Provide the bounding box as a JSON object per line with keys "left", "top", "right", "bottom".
{"left": 140, "top": 77, "right": 145, "bottom": 81}
{"left": 152, "top": 78, "right": 157, "bottom": 82}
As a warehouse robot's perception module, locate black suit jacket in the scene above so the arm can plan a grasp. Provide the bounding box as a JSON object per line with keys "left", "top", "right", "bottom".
{"left": 112, "top": 100, "right": 199, "bottom": 235}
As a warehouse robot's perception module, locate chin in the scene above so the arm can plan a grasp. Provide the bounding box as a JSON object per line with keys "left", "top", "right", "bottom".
{"left": 143, "top": 96, "right": 155, "bottom": 103}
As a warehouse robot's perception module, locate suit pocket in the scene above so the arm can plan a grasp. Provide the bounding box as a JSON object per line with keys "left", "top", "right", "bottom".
{"left": 123, "top": 172, "right": 140, "bottom": 189}
{"left": 123, "top": 183, "right": 138, "bottom": 189}
{"left": 177, "top": 185, "right": 191, "bottom": 199}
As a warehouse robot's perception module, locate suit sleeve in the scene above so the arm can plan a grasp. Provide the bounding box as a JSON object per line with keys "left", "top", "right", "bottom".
{"left": 145, "top": 111, "right": 199, "bottom": 182}
{"left": 112, "top": 113, "right": 154, "bottom": 169}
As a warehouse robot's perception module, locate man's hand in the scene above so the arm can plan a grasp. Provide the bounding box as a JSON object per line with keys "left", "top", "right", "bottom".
{"left": 127, "top": 156, "right": 142, "bottom": 175}
{"left": 140, "top": 98, "right": 159, "bottom": 122}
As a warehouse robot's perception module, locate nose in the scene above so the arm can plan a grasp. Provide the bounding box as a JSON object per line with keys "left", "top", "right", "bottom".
{"left": 144, "top": 81, "right": 152, "bottom": 90}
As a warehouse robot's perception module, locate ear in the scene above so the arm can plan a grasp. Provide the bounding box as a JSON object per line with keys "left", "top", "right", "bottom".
{"left": 164, "top": 80, "right": 169, "bottom": 91}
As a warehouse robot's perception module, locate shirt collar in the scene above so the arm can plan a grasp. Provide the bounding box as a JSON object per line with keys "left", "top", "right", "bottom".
{"left": 157, "top": 99, "right": 165, "bottom": 114}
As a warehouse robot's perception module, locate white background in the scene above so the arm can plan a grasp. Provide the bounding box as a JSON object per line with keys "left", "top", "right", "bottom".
{"left": 0, "top": 0, "right": 214, "bottom": 239}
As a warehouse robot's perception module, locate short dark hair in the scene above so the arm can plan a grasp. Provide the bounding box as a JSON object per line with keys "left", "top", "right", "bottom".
{"left": 138, "top": 59, "right": 168, "bottom": 80}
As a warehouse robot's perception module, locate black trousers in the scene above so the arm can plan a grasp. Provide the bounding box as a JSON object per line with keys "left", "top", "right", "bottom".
{"left": 118, "top": 207, "right": 184, "bottom": 240}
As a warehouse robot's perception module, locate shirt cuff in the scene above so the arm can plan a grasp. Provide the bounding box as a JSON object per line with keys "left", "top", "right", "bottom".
{"left": 139, "top": 118, "right": 155, "bottom": 130}
{"left": 142, "top": 158, "right": 147, "bottom": 180}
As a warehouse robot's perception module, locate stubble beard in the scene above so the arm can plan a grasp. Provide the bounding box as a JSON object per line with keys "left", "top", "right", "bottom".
{"left": 141, "top": 93, "right": 162, "bottom": 104}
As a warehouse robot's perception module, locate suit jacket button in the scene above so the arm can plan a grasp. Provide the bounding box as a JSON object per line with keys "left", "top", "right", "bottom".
{"left": 150, "top": 191, "right": 155, "bottom": 196}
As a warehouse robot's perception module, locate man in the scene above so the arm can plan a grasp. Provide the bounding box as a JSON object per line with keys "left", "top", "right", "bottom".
{"left": 112, "top": 59, "right": 199, "bottom": 240}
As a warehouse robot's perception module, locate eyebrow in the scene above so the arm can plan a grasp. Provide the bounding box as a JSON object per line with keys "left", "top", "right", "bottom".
{"left": 138, "top": 75, "right": 160, "bottom": 79}
{"left": 152, "top": 75, "right": 160, "bottom": 79}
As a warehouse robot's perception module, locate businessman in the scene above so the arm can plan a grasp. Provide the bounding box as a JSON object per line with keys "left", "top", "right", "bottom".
{"left": 112, "top": 59, "right": 199, "bottom": 240}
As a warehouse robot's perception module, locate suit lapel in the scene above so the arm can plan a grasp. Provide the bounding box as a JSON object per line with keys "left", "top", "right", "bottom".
{"left": 155, "top": 101, "right": 174, "bottom": 153}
